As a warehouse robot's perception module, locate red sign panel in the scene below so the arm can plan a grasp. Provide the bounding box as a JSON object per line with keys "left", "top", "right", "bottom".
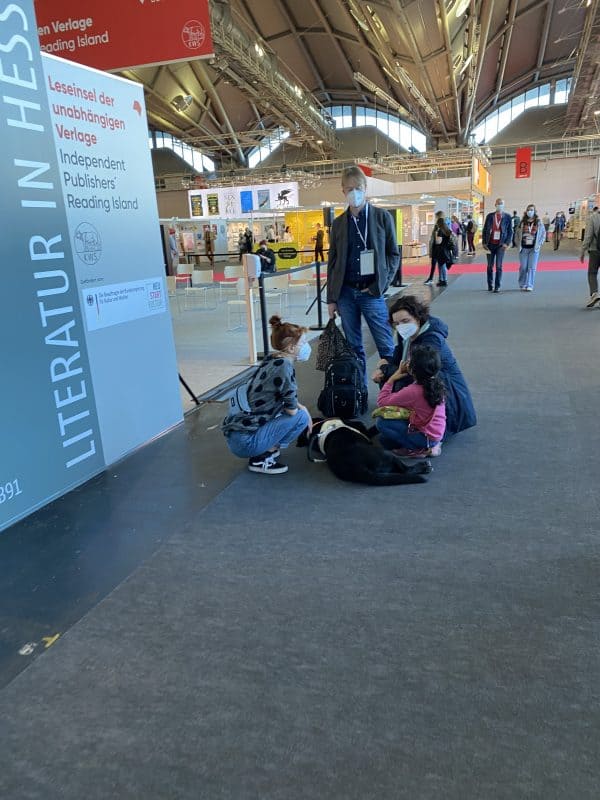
{"left": 515, "top": 147, "right": 532, "bottom": 179}
{"left": 34, "top": 0, "right": 213, "bottom": 72}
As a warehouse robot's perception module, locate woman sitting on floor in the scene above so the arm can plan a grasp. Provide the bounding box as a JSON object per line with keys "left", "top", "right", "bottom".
{"left": 375, "top": 345, "right": 446, "bottom": 458}
{"left": 222, "top": 315, "right": 312, "bottom": 475}
{"left": 371, "top": 295, "right": 476, "bottom": 438}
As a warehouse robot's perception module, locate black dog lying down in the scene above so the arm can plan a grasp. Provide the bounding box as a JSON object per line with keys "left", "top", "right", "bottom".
{"left": 299, "top": 418, "right": 431, "bottom": 486}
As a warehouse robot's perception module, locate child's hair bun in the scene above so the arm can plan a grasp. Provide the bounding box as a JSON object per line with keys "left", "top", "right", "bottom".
{"left": 269, "top": 315, "right": 283, "bottom": 327}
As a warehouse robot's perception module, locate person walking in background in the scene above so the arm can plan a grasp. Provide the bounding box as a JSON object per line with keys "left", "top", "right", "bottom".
{"left": 482, "top": 198, "right": 512, "bottom": 292}
{"left": 552, "top": 212, "right": 565, "bottom": 250}
{"left": 466, "top": 214, "right": 477, "bottom": 255}
{"left": 580, "top": 207, "right": 600, "bottom": 307}
{"left": 542, "top": 212, "right": 551, "bottom": 242}
{"left": 204, "top": 227, "right": 215, "bottom": 269}
{"left": 243, "top": 226, "right": 253, "bottom": 255}
{"left": 511, "top": 209, "right": 520, "bottom": 247}
{"left": 168, "top": 227, "right": 179, "bottom": 274}
{"left": 515, "top": 204, "right": 546, "bottom": 292}
{"left": 460, "top": 218, "right": 467, "bottom": 252}
{"left": 428, "top": 211, "right": 453, "bottom": 287}
{"left": 314, "top": 223, "right": 325, "bottom": 263}
{"left": 237, "top": 230, "right": 245, "bottom": 264}
{"left": 327, "top": 165, "right": 399, "bottom": 388}
{"left": 450, "top": 215, "right": 461, "bottom": 239}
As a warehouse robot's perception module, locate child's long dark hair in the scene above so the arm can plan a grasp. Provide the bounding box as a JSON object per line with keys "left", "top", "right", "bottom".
{"left": 409, "top": 345, "right": 445, "bottom": 408}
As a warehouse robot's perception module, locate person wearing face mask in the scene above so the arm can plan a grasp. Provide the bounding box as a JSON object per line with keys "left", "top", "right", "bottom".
{"left": 326, "top": 165, "right": 400, "bottom": 389}
{"left": 256, "top": 239, "right": 277, "bottom": 274}
{"left": 372, "top": 295, "right": 476, "bottom": 437}
{"left": 222, "top": 315, "right": 312, "bottom": 475}
{"left": 515, "top": 205, "right": 546, "bottom": 292}
{"left": 482, "top": 197, "right": 513, "bottom": 292}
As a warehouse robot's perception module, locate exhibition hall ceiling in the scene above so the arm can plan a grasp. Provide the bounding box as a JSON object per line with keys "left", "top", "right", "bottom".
{"left": 121, "top": 0, "right": 599, "bottom": 167}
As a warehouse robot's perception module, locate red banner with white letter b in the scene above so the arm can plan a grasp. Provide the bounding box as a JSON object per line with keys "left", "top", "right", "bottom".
{"left": 515, "top": 147, "right": 532, "bottom": 179}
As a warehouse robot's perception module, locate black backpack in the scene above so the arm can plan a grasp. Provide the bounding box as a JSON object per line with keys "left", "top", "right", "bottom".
{"left": 317, "top": 355, "right": 368, "bottom": 419}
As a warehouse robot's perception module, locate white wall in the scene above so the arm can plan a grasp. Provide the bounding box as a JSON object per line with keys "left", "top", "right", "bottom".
{"left": 489, "top": 157, "right": 599, "bottom": 217}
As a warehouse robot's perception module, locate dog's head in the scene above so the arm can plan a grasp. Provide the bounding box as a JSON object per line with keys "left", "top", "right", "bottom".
{"left": 297, "top": 417, "right": 371, "bottom": 461}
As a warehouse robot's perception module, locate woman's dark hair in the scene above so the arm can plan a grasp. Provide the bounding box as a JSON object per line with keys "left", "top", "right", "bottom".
{"left": 435, "top": 218, "right": 452, "bottom": 238}
{"left": 409, "top": 345, "right": 445, "bottom": 408}
{"left": 269, "top": 315, "right": 307, "bottom": 351}
{"left": 388, "top": 295, "right": 430, "bottom": 327}
{"left": 521, "top": 206, "right": 539, "bottom": 225}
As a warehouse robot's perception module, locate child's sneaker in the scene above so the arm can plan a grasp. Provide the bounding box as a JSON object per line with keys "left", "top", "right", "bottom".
{"left": 391, "top": 447, "right": 430, "bottom": 459}
{"left": 248, "top": 452, "right": 288, "bottom": 474}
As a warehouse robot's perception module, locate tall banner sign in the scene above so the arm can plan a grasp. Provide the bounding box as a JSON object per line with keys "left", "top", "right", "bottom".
{"left": 34, "top": 0, "right": 213, "bottom": 71}
{"left": 472, "top": 157, "right": 491, "bottom": 196}
{"left": 1, "top": 2, "right": 182, "bottom": 533}
{"left": 515, "top": 147, "right": 532, "bottom": 179}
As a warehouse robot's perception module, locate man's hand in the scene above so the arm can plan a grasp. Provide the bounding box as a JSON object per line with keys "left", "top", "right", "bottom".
{"left": 502, "top": 244, "right": 508, "bottom": 249}
{"left": 327, "top": 302, "right": 338, "bottom": 319}
{"left": 580, "top": 254, "right": 585, "bottom": 263}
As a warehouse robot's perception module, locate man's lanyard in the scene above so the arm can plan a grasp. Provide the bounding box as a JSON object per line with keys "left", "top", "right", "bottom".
{"left": 493, "top": 214, "right": 501, "bottom": 231}
{"left": 351, "top": 203, "right": 369, "bottom": 250}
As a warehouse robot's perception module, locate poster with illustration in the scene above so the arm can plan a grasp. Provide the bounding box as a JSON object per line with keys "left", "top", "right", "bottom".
{"left": 190, "top": 195, "right": 203, "bottom": 216}
{"left": 207, "top": 194, "right": 219, "bottom": 215}
{"left": 240, "top": 190, "right": 253, "bottom": 213}
{"left": 257, "top": 189, "right": 270, "bottom": 210}
{"left": 182, "top": 231, "right": 195, "bottom": 252}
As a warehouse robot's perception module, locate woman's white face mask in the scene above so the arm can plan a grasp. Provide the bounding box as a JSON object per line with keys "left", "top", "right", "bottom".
{"left": 395, "top": 322, "right": 418, "bottom": 339}
{"left": 296, "top": 339, "right": 312, "bottom": 362}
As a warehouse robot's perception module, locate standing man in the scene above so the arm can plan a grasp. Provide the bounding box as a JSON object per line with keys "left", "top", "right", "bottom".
{"left": 580, "top": 207, "right": 600, "bottom": 307}
{"left": 466, "top": 214, "right": 477, "bottom": 255}
{"left": 542, "top": 211, "right": 551, "bottom": 242}
{"left": 204, "top": 227, "right": 215, "bottom": 268}
{"left": 327, "top": 166, "right": 399, "bottom": 388}
{"left": 482, "top": 198, "right": 513, "bottom": 292}
{"left": 314, "top": 223, "right": 325, "bottom": 263}
{"left": 552, "top": 212, "right": 565, "bottom": 250}
{"left": 511, "top": 209, "right": 520, "bottom": 247}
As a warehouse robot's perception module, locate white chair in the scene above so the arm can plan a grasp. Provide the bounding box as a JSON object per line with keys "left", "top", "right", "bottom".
{"left": 166, "top": 275, "right": 181, "bottom": 312}
{"left": 227, "top": 278, "right": 251, "bottom": 331}
{"left": 185, "top": 269, "right": 216, "bottom": 310}
{"left": 263, "top": 273, "right": 289, "bottom": 313}
{"left": 219, "top": 265, "right": 245, "bottom": 302}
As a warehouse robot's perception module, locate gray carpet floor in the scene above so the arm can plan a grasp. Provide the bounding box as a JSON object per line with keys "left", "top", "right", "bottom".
{"left": 1, "top": 270, "right": 599, "bottom": 799}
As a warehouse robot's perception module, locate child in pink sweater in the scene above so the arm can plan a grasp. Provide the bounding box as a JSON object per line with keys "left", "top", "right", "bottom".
{"left": 376, "top": 345, "right": 446, "bottom": 457}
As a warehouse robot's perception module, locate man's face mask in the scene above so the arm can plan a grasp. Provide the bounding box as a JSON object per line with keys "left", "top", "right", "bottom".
{"left": 345, "top": 187, "right": 366, "bottom": 208}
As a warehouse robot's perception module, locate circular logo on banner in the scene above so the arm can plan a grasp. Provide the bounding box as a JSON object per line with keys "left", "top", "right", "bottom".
{"left": 74, "top": 222, "right": 102, "bottom": 266}
{"left": 277, "top": 247, "right": 298, "bottom": 260}
{"left": 182, "top": 20, "right": 206, "bottom": 50}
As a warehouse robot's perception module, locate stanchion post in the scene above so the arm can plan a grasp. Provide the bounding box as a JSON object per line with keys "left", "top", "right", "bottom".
{"left": 309, "top": 260, "right": 328, "bottom": 331}
{"left": 258, "top": 273, "right": 269, "bottom": 357}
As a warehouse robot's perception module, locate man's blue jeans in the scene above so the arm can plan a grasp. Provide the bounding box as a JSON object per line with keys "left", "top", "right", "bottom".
{"left": 486, "top": 246, "right": 506, "bottom": 290}
{"left": 226, "top": 408, "right": 311, "bottom": 458}
{"left": 336, "top": 285, "right": 395, "bottom": 383}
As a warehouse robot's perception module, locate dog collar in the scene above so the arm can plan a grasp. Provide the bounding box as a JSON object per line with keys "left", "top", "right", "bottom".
{"left": 313, "top": 419, "right": 370, "bottom": 457}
